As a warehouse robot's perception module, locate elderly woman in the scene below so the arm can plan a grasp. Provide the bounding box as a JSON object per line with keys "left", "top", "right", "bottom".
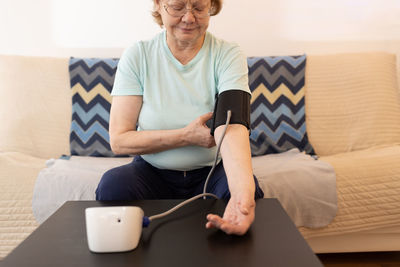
{"left": 96, "top": 0, "right": 264, "bottom": 235}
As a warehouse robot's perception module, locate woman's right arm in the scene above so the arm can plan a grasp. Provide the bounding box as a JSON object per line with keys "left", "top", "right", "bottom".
{"left": 109, "top": 96, "right": 215, "bottom": 155}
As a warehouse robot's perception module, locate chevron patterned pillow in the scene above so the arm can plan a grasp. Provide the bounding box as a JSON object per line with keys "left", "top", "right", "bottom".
{"left": 248, "top": 55, "right": 315, "bottom": 156}
{"left": 69, "top": 58, "right": 121, "bottom": 157}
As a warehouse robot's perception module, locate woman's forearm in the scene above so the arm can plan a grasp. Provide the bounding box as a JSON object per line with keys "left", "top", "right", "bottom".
{"left": 110, "top": 103, "right": 215, "bottom": 156}
{"left": 214, "top": 124, "right": 255, "bottom": 196}
{"left": 110, "top": 128, "right": 187, "bottom": 155}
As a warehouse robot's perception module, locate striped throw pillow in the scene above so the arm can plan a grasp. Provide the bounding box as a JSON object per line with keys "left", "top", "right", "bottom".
{"left": 248, "top": 55, "right": 315, "bottom": 156}
{"left": 69, "top": 58, "right": 120, "bottom": 157}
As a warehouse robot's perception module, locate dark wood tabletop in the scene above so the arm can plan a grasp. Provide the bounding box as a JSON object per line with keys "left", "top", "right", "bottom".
{"left": 1, "top": 198, "right": 322, "bottom": 267}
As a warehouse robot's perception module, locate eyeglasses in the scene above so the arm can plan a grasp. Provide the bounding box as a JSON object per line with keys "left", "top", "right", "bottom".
{"left": 163, "top": 1, "right": 212, "bottom": 18}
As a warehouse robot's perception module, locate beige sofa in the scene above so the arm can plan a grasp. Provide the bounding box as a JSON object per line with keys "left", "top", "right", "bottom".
{"left": 1, "top": 52, "right": 400, "bottom": 259}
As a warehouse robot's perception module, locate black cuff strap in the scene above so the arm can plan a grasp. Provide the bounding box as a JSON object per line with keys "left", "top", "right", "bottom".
{"left": 208, "top": 89, "right": 251, "bottom": 136}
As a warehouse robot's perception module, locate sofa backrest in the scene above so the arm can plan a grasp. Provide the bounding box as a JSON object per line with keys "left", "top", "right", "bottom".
{"left": 1, "top": 52, "right": 400, "bottom": 159}
{"left": 305, "top": 52, "right": 400, "bottom": 156}
{"left": 0, "top": 55, "right": 71, "bottom": 159}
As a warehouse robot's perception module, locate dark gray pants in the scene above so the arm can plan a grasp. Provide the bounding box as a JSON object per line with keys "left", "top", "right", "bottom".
{"left": 96, "top": 156, "right": 264, "bottom": 201}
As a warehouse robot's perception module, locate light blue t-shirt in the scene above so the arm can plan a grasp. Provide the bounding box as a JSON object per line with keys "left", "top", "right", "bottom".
{"left": 112, "top": 30, "right": 250, "bottom": 171}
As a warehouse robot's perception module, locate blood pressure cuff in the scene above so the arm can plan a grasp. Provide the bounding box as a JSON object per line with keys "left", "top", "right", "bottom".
{"left": 208, "top": 89, "right": 251, "bottom": 136}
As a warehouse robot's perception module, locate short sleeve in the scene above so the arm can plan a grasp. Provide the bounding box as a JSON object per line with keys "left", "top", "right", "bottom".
{"left": 216, "top": 45, "right": 250, "bottom": 95}
{"left": 111, "top": 43, "right": 143, "bottom": 96}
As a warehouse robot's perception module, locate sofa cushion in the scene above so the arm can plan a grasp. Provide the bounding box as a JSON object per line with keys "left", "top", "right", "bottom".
{"left": 305, "top": 52, "right": 400, "bottom": 156}
{"left": 300, "top": 145, "right": 400, "bottom": 239}
{"left": 69, "top": 58, "right": 120, "bottom": 157}
{"left": 32, "top": 156, "right": 132, "bottom": 223}
{"left": 248, "top": 55, "right": 315, "bottom": 155}
{"left": 0, "top": 152, "right": 43, "bottom": 259}
{"left": 0, "top": 55, "right": 71, "bottom": 159}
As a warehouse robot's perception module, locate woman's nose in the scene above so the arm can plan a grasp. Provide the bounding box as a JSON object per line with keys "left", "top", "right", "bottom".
{"left": 181, "top": 9, "right": 196, "bottom": 23}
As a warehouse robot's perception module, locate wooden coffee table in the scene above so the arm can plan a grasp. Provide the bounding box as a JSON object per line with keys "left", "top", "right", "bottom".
{"left": 1, "top": 199, "right": 323, "bottom": 266}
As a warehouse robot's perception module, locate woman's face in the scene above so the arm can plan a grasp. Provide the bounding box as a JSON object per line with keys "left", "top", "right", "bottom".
{"left": 156, "top": 0, "right": 212, "bottom": 45}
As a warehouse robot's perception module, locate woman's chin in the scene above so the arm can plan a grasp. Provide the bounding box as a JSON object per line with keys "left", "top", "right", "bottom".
{"left": 177, "top": 31, "right": 203, "bottom": 42}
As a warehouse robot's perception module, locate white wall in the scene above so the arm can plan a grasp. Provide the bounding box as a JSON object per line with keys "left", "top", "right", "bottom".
{"left": 1, "top": 0, "right": 400, "bottom": 65}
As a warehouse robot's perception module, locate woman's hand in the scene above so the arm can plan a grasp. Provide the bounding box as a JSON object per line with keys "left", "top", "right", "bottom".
{"left": 205, "top": 192, "right": 255, "bottom": 235}
{"left": 183, "top": 112, "right": 216, "bottom": 148}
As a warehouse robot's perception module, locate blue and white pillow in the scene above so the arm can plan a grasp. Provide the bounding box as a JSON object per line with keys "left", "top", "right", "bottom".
{"left": 248, "top": 55, "right": 315, "bottom": 156}
{"left": 69, "top": 58, "right": 120, "bottom": 157}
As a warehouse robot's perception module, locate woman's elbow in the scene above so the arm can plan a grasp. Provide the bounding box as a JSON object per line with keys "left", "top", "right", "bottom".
{"left": 109, "top": 135, "right": 124, "bottom": 155}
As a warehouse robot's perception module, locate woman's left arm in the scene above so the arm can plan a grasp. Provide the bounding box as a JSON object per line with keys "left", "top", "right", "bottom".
{"left": 205, "top": 124, "right": 256, "bottom": 235}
